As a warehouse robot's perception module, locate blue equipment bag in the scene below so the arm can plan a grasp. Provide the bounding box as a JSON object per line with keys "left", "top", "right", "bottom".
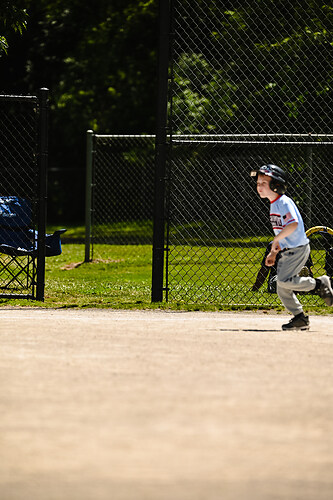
{"left": 0, "top": 196, "right": 66, "bottom": 256}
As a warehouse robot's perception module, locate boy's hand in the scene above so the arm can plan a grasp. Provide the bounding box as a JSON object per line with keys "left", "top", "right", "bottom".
{"left": 265, "top": 240, "right": 281, "bottom": 267}
{"left": 265, "top": 251, "right": 276, "bottom": 267}
{"left": 271, "top": 239, "right": 281, "bottom": 253}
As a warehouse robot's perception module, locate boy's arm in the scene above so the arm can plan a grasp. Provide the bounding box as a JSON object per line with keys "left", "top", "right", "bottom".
{"left": 265, "top": 222, "right": 298, "bottom": 266}
{"left": 271, "top": 221, "right": 298, "bottom": 252}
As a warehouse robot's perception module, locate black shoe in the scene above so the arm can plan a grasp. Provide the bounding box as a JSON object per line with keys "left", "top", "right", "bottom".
{"left": 282, "top": 313, "right": 310, "bottom": 331}
{"left": 317, "top": 275, "right": 333, "bottom": 306}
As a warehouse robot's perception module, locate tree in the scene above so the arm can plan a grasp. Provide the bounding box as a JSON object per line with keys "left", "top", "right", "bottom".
{"left": 3, "top": 0, "right": 332, "bottom": 222}
{"left": 0, "top": 0, "right": 158, "bottom": 222}
{"left": 0, "top": 1, "right": 28, "bottom": 55}
{"left": 171, "top": 0, "right": 333, "bottom": 135}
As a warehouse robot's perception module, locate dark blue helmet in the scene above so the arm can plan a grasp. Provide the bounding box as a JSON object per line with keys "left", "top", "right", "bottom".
{"left": 251, "top": 164, "right": 287, "bottom": 194}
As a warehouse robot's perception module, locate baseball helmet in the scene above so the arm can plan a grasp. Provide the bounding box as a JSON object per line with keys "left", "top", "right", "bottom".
{"left": 250, "top": 164, "right": 287, "bottom": 194}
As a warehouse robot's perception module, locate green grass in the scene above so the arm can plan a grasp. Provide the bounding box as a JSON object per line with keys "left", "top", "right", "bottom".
{"left": 167, "top": 244, "right": 329, "bottom": 310}
{"left": 43, "top": 244, "right": 153, "bottom": 308}
{"left": 0, "top": 240, "right": 331, "bottom": 314}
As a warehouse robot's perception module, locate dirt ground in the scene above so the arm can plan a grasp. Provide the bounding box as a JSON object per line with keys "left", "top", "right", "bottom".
{"left": 0, "top": 308, "right": 333, "bottom": 500}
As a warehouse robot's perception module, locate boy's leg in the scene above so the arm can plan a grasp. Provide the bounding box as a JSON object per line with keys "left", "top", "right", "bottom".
{"left": 276, "top": 245, "right": 316, "bottom": 315}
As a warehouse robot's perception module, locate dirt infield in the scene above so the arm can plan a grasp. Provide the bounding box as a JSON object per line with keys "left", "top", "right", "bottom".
{"left": 1, "top": 308, "right": 333, "bottom": 500}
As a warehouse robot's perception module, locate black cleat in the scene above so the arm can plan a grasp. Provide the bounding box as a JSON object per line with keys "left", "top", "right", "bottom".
{"left": 282, "top": 313, "right": 310, "bottom": 331}
{"left": 317, "top": 275, "right": 333, "bottom": 306}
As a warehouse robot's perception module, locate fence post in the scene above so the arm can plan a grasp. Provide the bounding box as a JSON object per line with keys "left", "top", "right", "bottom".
{"left": 151, "top": 0, "right": 171, "bottom": 302}
{"left": 85, "top": 130, "right": 94, "bottom": 262}
{"left": 305, "top": 142, "right": 313, "bottom": 229}
{"left": 36, "top": 88, "right": 49, "bottom": 301}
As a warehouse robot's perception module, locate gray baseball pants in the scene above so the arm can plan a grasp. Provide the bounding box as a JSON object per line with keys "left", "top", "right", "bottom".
{"left": 276, "top": 244, "right": 316, "bottom": 316}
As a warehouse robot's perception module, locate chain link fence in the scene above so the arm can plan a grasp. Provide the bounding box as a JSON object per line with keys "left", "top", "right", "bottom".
{"left": 85, "top": 2, "right": 333, "bottom": 307}
{"left": 0, "top": 91, "right": 48, "bottom": 300}
{"left": 166, "top": 138, "right": 333, "bottom": 305}
{"left": 86, "top": 134, "right": 155, "bottom": 261}
{"left": 163, "top": 0, "right": 333, "bottom": 305}
{"left": 171, "top": 0, "right": 333, "bottom": 135}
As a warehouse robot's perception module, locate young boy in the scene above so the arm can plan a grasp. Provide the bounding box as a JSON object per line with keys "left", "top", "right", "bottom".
{"left": 251, "top": 164, "right": 333, "bottom": 331}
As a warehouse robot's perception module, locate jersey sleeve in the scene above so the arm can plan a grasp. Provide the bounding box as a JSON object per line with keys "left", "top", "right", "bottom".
{"left": 280, "top": 198, "right": 299, "bottom": 227}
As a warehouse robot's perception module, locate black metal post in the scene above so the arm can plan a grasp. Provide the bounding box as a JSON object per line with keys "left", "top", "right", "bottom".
{"left": 85, "top": 130, "right": 94, "bottom": 262}
{"left": 151, "top": 0, "right": 171, "bottom": 302}
{"left": 305, "top": 143, "right": 313, "bottom": 229}
{"left": 36, "top": 88, "right": 49, "bottom": 301}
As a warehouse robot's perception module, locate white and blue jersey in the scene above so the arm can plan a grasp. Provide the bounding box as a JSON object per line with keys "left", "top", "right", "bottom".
{"left": 270, "top": 194, "right": 309, "bottom": 249}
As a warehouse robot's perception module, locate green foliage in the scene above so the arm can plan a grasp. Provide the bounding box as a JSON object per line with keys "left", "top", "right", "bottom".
{"left": 1, "top": 1, "right": 333, "bottom": 223}
{"left": 0, "top": 0, "right": 158, "bottom": 222}
{"left": 173, "top": 53, "right": 238, "bottom": 133}
{"left": 172, "top": 1, "right": 333, "bottom": 134}
{"left": 0, "top": 36, "right": 8, "bottom": 54}
{"left": 0, "top": 1, "right": 28, "bottom": 55}
{"left": 23, "top": 0, "right": 157, "bottom": 134}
